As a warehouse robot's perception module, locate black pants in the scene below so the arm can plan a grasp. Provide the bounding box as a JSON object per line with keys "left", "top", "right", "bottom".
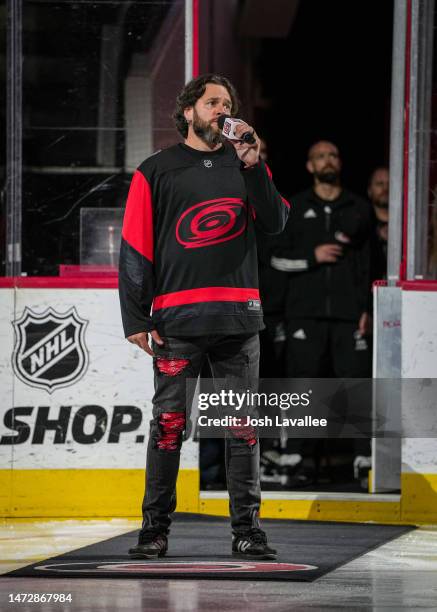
{"left": 285, "top": 318, "right": 372, "bottom": 457}
{"left": 286, "top": 318, "right": 371, "bottom": 378}
{"left": 259, "top": 316, "right": 286, "bottom": 378}
{"left": 259, "top": 316, "right": 286, "bottom": 455}
{"left": 141, "top": 333, "right": 261, "bottom": 537}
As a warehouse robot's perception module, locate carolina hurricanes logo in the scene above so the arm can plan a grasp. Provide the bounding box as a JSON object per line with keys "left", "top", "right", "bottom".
{"left": 176, "top": 198, "right": 247, "bottom": 249}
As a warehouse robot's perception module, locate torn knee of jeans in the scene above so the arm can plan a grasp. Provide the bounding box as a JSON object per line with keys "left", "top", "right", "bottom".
{"left": 156, "top": 357, "right": 190, "bottom": 376}
{"left": 156, "top": 412, "right": 186, "bottom": 451}
{"left": 228, "top": 421, "right": 257, "bottom": 447}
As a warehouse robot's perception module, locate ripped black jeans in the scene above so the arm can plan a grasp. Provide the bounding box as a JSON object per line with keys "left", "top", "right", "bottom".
{"left": 141, "top": 333, "right": 261, "bottom": 536}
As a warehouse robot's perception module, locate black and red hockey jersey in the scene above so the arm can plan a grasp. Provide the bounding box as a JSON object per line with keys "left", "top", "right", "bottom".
{"left": 118, "top": 142, "right": 289, "bottom": 337}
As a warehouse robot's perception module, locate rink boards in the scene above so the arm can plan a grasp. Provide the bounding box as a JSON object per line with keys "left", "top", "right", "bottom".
{"left": 0, "top": 280, "right": 436, "bottom": 524}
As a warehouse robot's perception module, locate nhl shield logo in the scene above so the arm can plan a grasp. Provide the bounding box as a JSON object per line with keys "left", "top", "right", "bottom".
{"left": 12, "top": 307, "right": 89, "bottom": 392}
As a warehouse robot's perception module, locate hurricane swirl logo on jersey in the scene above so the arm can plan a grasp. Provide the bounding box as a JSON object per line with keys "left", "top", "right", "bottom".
{"left": 12, "top": 306, "right": 89, "bottom": 393}
{"left": 176, "top": 198, "right": 247, "bottom": 249}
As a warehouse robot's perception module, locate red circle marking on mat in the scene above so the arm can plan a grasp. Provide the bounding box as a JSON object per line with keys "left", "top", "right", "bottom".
{"left": 35, "top": 560, "right": 317, "bottom": 573}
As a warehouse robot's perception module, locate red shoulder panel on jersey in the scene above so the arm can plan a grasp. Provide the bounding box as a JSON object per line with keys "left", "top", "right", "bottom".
{"left": 121, "top": 170, "right": 154, "bottom": 263}
{"left": 264, "top": 162, "right": 290, "bottom": 208}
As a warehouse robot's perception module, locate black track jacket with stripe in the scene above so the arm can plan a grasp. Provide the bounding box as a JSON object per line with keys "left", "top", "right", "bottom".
{"left": 118, "top": 142, "right": 289, "bottom": 338}
{"left": 271, "top": 188, "right": 371, "bottom": 321}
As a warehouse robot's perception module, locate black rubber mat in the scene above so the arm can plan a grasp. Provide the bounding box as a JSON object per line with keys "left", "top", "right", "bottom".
{"left": 5, "top": 513, "right": 413, "bottom": 581}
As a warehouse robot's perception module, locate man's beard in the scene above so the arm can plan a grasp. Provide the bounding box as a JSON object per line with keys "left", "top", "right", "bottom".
{"left": 314, "top": 169, "right": 339, "bottom": 185}
{"left": 374, "top": 200, "right": 389, "bottom": 210}
{"left": 192, "top": 109, "right": 224, "bottom": 147}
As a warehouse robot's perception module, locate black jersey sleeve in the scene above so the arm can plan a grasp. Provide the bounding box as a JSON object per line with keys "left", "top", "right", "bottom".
{"left": 242, "top": 161, "right": 290, "bottom": 234}
{"left": 118, "top": 170, "right": 156, "bottom": 337}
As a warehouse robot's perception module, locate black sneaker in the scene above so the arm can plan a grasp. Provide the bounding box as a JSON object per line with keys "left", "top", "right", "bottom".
{"left": 232, "top": 528, "right": 277, "bottom": 560}
{"left": 128, "top": 531, "right": 168, "bottom": 559}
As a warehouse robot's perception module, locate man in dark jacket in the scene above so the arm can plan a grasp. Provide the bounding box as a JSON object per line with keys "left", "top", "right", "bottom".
{"left": 368, "top": 166, "right": 389, "bottom": 281}
{"left": 272, "top": 140, "right": 372, "bottom": 377}
{"left": 118, "top": 74, "right": 289, "bottom": 560}
{"left": 271, "top": 140, "right": 372, "bottom": 483}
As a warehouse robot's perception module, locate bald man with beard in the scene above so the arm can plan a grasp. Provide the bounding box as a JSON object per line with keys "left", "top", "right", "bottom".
{"left": 271, "top": 140, "right": 373, "bottom": 486}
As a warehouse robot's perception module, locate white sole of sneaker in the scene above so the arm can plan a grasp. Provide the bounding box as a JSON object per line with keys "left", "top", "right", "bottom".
{"left": 232, "top": 552, "right": 277, "bottom": 561}
{"left": 128, "top": 549, "right": 167, "bottom": 559}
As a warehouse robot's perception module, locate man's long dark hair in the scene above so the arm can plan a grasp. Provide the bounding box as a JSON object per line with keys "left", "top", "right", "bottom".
{"left": 173, "top": 74, "right": 240, "bottom": 138}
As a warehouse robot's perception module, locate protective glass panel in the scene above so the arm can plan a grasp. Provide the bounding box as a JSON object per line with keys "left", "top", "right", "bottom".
{"left": 428, "top": 6, "right": 437, "bottom": 278}
{"left": 80, "top": 207, "right": 123, "bottom": 267}
{"left": 15, "top": 0, "right": 184, "bottom": 275}
{"left": 1, "top": 10, "right": 8, "bottom": 275}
